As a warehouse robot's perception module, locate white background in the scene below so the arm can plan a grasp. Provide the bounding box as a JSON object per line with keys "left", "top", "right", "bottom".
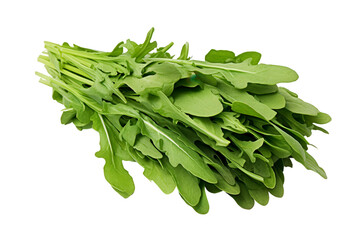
{"left": 1, "top": 0, "right": 359, "bottom": 239}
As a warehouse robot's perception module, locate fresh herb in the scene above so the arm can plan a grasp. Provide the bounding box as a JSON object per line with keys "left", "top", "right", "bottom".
{"left": 37, "top": 28, "right": 331, "bottom": 214}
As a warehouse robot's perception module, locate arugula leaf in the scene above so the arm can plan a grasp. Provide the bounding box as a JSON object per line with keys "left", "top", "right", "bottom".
{"left": 230, "top": 136, "right": 264, "bottom": 163}
{"left": 140, "top": 92, "right": 230, "bottom": 146}
{"left": 268, "top": 162, "right": 285, "bottom": 197}
{"left": 205, "top": 49, "right": 235, "bottom": 63}
{"left": 162, "top": 156, "right": 201, "bottom": 206}
{"left": 235, "top": 51, "right": 262, "bottom": 65}
{"left": 126, "top": 145, "right": 175, "bottom": 194}
{"left": 245, "top": 83, "right": 278, "bottom": 95}
{"left": 91, "top": 113, "right": 135, "bottom": 198}
{"left": 214, "top": 112, "right": 247, "bottom": 134}
{"left": 138, "top": 116, "right": 217, "bottom": 184}
{"left": 279, "top": 87, "right": 319, "bottom": 116}
{"left": 192, "top": 182, "right": 210, "bottom": 214}
{"left": 133, "top": 135, "right": 163, "bottom": 159}
{"left": 123, "top": 62, "right": 181, "bottom": 95}
{"left": 151, "top": 57, "right": 299, "bottom": 89}
{"left": 305, "top": 112, "right": 332, "bottom": 124}
{"left": 239, "top": 172, "right": 269, "bottom": 206}
{"left": 230, "top": 181, "right": 255, "bottom": 210}
{"left": 256, "top": 92, "right": 286, "bottom": 109}
{"left": 172, "top": 87, "right": 223, "bottom": 117}
{"left": 214, "top": 81, "right": 277, "bottom": 121}
{"left": 213, "top": 172, "right": 240, "bottom": 195}
{"left": 304, "top": 152, "right": 327, "bottom": 179}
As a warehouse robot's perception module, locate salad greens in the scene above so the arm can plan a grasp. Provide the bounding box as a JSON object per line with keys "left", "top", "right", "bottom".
{"left": 37, "top": 28, "right": 330, "bottom": 214}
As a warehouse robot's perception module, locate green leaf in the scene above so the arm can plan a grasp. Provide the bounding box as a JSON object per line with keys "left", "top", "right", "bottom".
{"left": 132, "top": 27, "right": 157, "bottom": 61}
{"left": 253, "top": 159, "right": 276, "bottom": 189}
{"left": 230, "top": 181, "right": 255, "bottom": 210}
{"left": 240, "top": 173, "right": 269, "bottom": 206}
{"left": 304, "top": 152, "right": 327, "bottom": 179}
{"left": 162, "top": 157, "right": 201, "bottom": 206}
{"left": 271, "top": 119, "right": 310, "bottom": 149}
{"left": 273, "top": 123, "right": 327, "bottom": 179}
{"left": 52, "top": 89, "right": 63, "bottom": 103}
{"left": 95, "top": 62, "right": 118, "bottom": 76}
{"left": 305, "top": 112, "right": 332, "bottom": 124}
{"left": 174, "top": 127, "right": 236, "bottom": 185}
{"left": 51, "top": 84, "right": 84, "bottom": 115}
{"left": 276, "top": 110, "right": 312, "bottom": 137}
{"left": 91, "top": 113, "right": 135, "bottom": 198}
{"left": 149, "top": 43, "right": 174, "bottom": 59}
{"left": 192, "top": 117, "right": 226, "bottom": 141}
{"left": 194, "top": 71, "right": 218, "bottom": 86}
{"left": 127, "top": 146, "right": 175, "bottom": 194}
{"left": 230, "top": 136, "right": 264, "bottom": 163}
{"left": 150, "top": 58, "right": 299, "bottom": 89}
{"left": 72, "top": 118, "right": 92, "bottom": 130}
{"left": 60, "top": 109, "right": 76, "bottom": 124}
{"left": 256, "top": 92, "right": 286, "bottom": 109}
{"left": 178, "top": 42, "right": 190, "bottom": 60}
{"left": 192, "top": 182, "right": 210, "bottom": 214}
{"left": 108, "top": 41, "right": 124, "bottom": 57}
{"left": 141, "top": 92, "right": 230, "bottom": 146}
{"left": 283, "top": 158, "right": 293, "bottom": 168}
{"left": 83, "top": 78, "right": 113, "bottom": 103}
{"left": 213, "top": 172, "right": 240, "bottom": 195}
{"left": 312, "top": 125, "right": 329, "bottom": 134}
{"left": 272, "top": 124, "right": 306, "bottom": 162}
{"left": 175, "top": 75, "right": 202, "bottom": 88}
{"left": 172, "top": 87, "right": 223, "bottom": 117}
{"left": 279, "top": 87, "right": 319, "bottom": 116}
{"left": 215, "top": 81, "right": 277, "bottom": 121}
{"left": 119, "top": 121, "right": 139, "bottom": 146}
{"left": 269, "top": 162, "right": 285, "bottom": 197}
{"left": 196, "top": 132, "right": 246, "bottom": 167}
{"left": 235, "top": 51, "right": 262, "bottom": 65}
{"left": 247, "top": 127, "right": 292, "bottom": 158}
{"left": 138, "top": 116, "right": 217, "bottom": 184}
{"left": 199, "top": 59, "right": 298, "bottom": 88}
{"left": 205, "top": 49, "right": 235, "bottom": 63}
{"left": 123, "top": 39, "right": 138, "bottom": 56}
{"left": 123, "top": 62, "right": 181, "bottom": 95}
{"left": 205, "top": 182, "right": 222, "bottom": 193}
{"left": 245, "top": 83, "right": 278, "bottom": 95}
{"left": 214, "top": 112, "right": 247, "bottom": 134}
{"left": 134, "top": 135, "right": 163, "bottom": 159}
{"left": 101, "top": 102, "right": 140, "bottom": 118}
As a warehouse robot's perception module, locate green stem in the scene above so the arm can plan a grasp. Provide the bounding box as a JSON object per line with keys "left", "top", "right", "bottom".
{"left": 44, "top": 41, "right": 130, "bottom": 61}
{"left": 38, "top": 55, "right": 91, "bottom": 79}
{"left": 148, "top": 58, "right": 255, "bottom": 74}
{"left": 38, "top": 56, "right": 94, "bottom": 86}
{"left": 36, "top": 72, "right": 102, "bottom": 112}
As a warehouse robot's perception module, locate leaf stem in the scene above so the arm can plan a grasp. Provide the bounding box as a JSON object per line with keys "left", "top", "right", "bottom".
{"left": 44, "top": 41, "right": 131, "bottom": 61}
{"left": 38, "top": 55, "right": 92, "bottom": 79}
{"left": 148, "top": 58, "right": 255, "bottom": 74}
{"left": 36, "top": 72, "right": 102, "bottom": 112}
{"left": 37, "top": 56, "right": 94, "bottom": 86}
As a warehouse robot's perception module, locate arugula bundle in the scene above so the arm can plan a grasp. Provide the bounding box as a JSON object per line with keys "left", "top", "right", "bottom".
{"left": 37, "top": 28, "right": 330, "bottom": 213}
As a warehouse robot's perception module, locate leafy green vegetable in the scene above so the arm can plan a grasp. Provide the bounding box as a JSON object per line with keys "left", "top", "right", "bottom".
{"left": 37, "top": 28, "right": 330, "bottom": 214}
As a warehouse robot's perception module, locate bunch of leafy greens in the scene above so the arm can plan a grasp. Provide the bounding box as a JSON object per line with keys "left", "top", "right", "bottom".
{"left": 37, "top": 28, "right": 330, "bottom": 214}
